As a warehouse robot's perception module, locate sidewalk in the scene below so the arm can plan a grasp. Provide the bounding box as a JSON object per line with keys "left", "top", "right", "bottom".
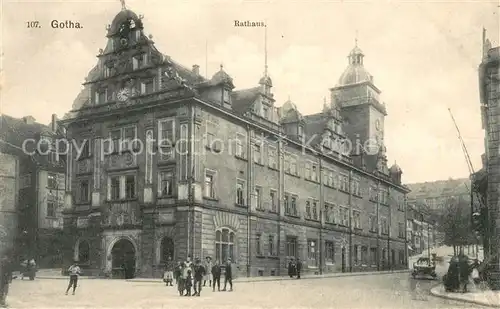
{"left": 430, "top": 284, "right": 500, "bottom": 308}
{"left": 128, "top": 269, "right": 409, "bottom": 283}
{"left": 32, "top": 269, "right": 408, "bottom": 282}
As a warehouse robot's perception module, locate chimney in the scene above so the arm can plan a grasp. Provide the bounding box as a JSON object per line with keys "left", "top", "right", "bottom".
{"left": 51, "top": 114, "right": 58, "bottom": 132}
{"left": 192, "top": 64, "right": 200, "bottom": 75}
{"left": 22, "top": 116, "right": 35, "bottom": 125}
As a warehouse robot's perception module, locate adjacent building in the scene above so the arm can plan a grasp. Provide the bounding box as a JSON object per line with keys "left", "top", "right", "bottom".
{"left": 60, "top": 7, "right": 410, "bottom": 278}
{"left": 406, "top": 204, "right": 438, "bottom": 257}
{"left": 0, "top": 151, "right": 19, "bottom": 257}
{"left": 475, "top": 29, "right": 500, "bottom": 289}
{"left": 0, "top": 114, "right": 66, "bottom": 267}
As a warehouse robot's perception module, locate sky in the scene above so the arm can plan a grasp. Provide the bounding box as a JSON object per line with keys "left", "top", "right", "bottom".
{"left": 1, "top": 0, "right": 499, "bottom": 184}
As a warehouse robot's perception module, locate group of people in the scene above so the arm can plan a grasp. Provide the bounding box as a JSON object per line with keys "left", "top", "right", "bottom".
{"left": 443, "top": 254, "right": 481, "bottom": 293}
{"left": 287, "top": 257, "right": 302, "bottom": 279}
{"left": 163, "top": 256, "right": 233, "bottom": 296}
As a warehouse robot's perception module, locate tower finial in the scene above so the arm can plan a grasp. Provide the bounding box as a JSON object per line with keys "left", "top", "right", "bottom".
{"left": 120, "top": 0, "right": 126, "bottom": 10}
{"left": 355, "top": 29, "right": 358, "bottom": 47}
{"left": 264, "top": 23, "right": 268, "bottom": 77}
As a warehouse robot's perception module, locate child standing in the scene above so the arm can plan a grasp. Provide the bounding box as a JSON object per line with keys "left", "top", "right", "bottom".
{"left": 65, "top": 262, "right": 82, "bottom": 295}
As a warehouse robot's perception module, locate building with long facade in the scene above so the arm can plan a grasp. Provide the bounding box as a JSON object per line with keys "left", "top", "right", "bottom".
{"left": 60, "top": 7, "right": 410, "bottom": 278}
{"left": 475, "top": 29, "right": 500, "bottom": 289}
{"left": 0, "top": 114, "right": 65, "bottom": 267}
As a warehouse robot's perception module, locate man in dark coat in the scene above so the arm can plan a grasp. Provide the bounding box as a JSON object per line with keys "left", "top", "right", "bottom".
{"left": 222, "top": 258, "right": 233, "bottom": 291}
{"left": 211, "top": 260, "right": 221, "bottom": 292}
{"left": 288, "top": 258, "right": 296, "bottom": 278}
{"left": 295, "top": 257, "right": 302, "bottom": 279}
{"left": 192, "top": 259, "right": 205, "bottom": 296}
{"left": 0, "top": 251, "right": 13, "bottom": 307}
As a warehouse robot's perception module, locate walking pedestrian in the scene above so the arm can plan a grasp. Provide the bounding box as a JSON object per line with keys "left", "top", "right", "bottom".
{"left": 177, "top": 262, "right": 186, "bottom": 296}
{"left": 65, "top": 261, "right": 82, "bottom": 295}
{"left": 203, "top": 256, "right": 213, "bottom": 287}
{"left": 193, "top": 259, "right": 205, "bottom": 296}
{"left": 163, "top": 256, "right": 174, "bottom": 286}
{"left": 184, "top": 270, "right": 193, "bottom": 296}
{"left": 288, "top": 258, "right": 295, "bottom": 278}
{"left": 222, "top": 258, "right": 233, "bottom": 292}
{"left": 0, "top": 251, "right": 13, "bottom": 308}
{"left": 174, "top": 261, "right": 182, "bottom": 285}
{"left": 212, "top": 260, "right": 221, "bottom": 292}
{"left": 296, "top": 257, "right": 302, "bottom": 279}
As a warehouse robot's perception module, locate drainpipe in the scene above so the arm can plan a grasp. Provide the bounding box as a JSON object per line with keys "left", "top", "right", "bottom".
{"left": 246, "top": 125, "right": 252, "bottom": 277}
{"left": 404, "top": 195, "right": 408, "bottom": 268}
{"left": 277, "top": 136, "right": 284, "bottom": 276}
{"left": 319, "top": 156, "right": 323, "bottom": 275}
{"left": 348, "top": 170, "right": 353, "bottom": 272}
{"left": 376, "top": 180, "right": 380, "bottom": 271}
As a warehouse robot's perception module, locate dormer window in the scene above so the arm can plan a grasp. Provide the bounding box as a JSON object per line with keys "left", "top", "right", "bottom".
{"left": 95, "top": 88, "right": 107, "bottom": 104}
{"left": 223, "top": 88, "right": 230, "bottom": 104}
{"left": 263, "top": 106, "right": 269, "bottom": 119}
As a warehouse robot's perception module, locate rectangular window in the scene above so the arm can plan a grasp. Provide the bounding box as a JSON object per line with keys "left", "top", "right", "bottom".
{"left": 205, "top": 120, "right": 217, "bottom": 150}
{"left": 305, "top": 162, "right": 311, "bottom": 180}
{"left": 361, "top": 246, "right": 368, "bottom": 264}
{"left": 253, "top": 144, "right": 262, "bottom": 164}
{"left": 369, "top": 186, "right": 378, "bottom": 202}
{"left": 122, "top": 126, "right": 137, "bottom": 151}
{"left": 235, "top": 134, "right": 245, "bottom": 158}
{"left": 307, "top": 239, "right": 317, "bottom": 266}
{"left": 110, "top": 176, "right": 120, "bottom": 200}
{"left": 47, "top": 201, "right": 55, "bottom": 217}
{"left": 339, "top": 174, "right": 349, "bottom": 192}
{"left": 256, "top": 234, "right": 262, "bottom": 256}
{"left": 96, "top": 89, "right": 107, "bottom": 104}
{"left": 329, "top": 171, "right": 336, "bottom": 188}
{"left": 305, "top": 200, "right": 311, "bottom": 219}
{"left": 270, "top": 190, "right": 277, "bottom": 213}
{"left": 268, "top": 146, "right": 277, "bottom": 169}
{"left": 353, "top": 245, "right": 359, "bottom": 264}
{"left": 353, "top": 210, "right": 361, "bottom": 229}
{"left": 159, "top": 170, "right": 174, "bottom": 197}
{"left": 381, "top": 217, "right": 389, "bottom": 235}
{"left": 158, "top": 118, "right": 175, "bottom": 159}
{"left": 132, "top": 54, "right": 144, "bottom": 70}
{"left": 204, "top": 170, "right": 216, "bottom": 199}
{"left": 254, "top": 187, "right": 262, "bottom": 210}
{"left": 370, "top": 248, "right": 378, "bottom": 265}
{"left": 290, "top": 195, "right": 297, "bottom": 216}
{"left": 263, "top": 106, "right": 269, "bottom": 119}
{"left": 312, "top": 200, "right": 318, "bottom": 220}
{"left": 81, "top": 139, "right": 91, "bottom": 158}
{"left": 369, "top": 215, "right": 377, "bottom": 232}
{"left": 324, "top": 203, "right": 331, "bottom": 223}
{"left": 104, "top": 66, "right": 111, "bottom": 78}
{"left": 140, "top": 80, "right": 154, "bottom": 94}
{"left": 398, "top": 223, "right": 405, "bottom": 238}
{"left": 284, "top": 194, "right": 290, "bottom": 215}
{"left": 351, "top": 179, "right": 361, "bottom": 196}
{"left": 125, "top": 175, "right": 136, "bottom": 199}
{"left": 340, "top": 207, "right": 349, "bottom": 226}
{"left": 311, "top": 165, "right": 318, "bottom": 181}
{"left": 47, "top": 173, "right": 57, "bottom": 189}
{"left": 223, "top": 89, "right": 230, "bottom": 104}
{"left": 79, "top": 180, "right": 89, "bottom": 203}
{"left": 236, "top": 179, "right": 245, "bottom": 205}
{"left": 268, "top": 234, "right": 275, "bottom": 256}
{"left": 284, "top": 154, "right": 290, "bottom": 173}
{"left": 285, "top": 236, "right": 297, "bottom": 258}
{"left": 325, "top": 241, "right": 335, "bottom": 263}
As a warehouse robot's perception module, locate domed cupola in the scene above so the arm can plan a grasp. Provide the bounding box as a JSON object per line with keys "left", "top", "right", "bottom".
{"left": 107, "top": 9, "right": 144, "bottom": 38}
{"left": 337, "top": 41, "right": 373, "bottom": 87}
{"left": 389, "top": 161, "right": 403, "bottom": 184}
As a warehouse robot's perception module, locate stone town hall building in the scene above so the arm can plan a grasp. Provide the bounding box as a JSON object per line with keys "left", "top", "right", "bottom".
{"left": 61, "top": 7, "right": 410, "bottom": 278}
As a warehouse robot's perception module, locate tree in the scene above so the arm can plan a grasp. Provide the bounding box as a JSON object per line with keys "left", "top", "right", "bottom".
{"left": 440, "top": 196, "right": 474, "bottom": 255}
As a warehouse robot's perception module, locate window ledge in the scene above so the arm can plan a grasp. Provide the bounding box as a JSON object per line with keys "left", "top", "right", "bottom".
{"left": 324, "top": 184, "right": 336, "bottom": 189}
{"left": 74, "top": 202, "right": 91, "bottom": 206}
{"left": 254, "top": 161, "right": 264, "bottom": 166}
{"left": 354, "top": 227, "right": 363, "bottom": 231}
{"left": 338, "top": 189, "right": 349, "bottom": 194}
{"left": 203, "top": 196, "right": 219, "bottom": 201}
{"left": 235, "top": 155, "right": 247, "bottom": 161}
{"left": 267, "top": 255, "right": 279, "bottom": 260}
{"left": 353, "top": 193, "right": 363, "bottom": 198}
{"left": 256, "top": 255, "right": 267, "bottom": 259}
{"left": 235, "top": 203, "right": 247, "bottom": 208}
{"left": 106, "top": 198, "right": 138, "bottom": 203}
{"left": 77, "top": 156, "right": 93, "bottom": 161}
{"left": 284, "top": 172, "right": 300, "bottom": 178}
{"left": 305, "top": 218, "right": 320, "bottom": 222}
{"left": 256, "top": 207, "right": 266, "bottom": 212}
{"left": 305, "top": 178, "right": 319, "bottom": 184}
{"left": 285, "top": 213, "right": 300, "bottom": 218}
{"left": 268, "top": 166, "right": 279, "bottom": 171}
{"left": 158, "top": 195, "right": 177, "bottom": 199}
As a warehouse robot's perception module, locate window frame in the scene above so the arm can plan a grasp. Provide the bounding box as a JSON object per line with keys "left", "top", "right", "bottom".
{"left": 236, "top": 178, "right": 246, "bottom": 206}
{"left": 203, "top": 169, "right": 217, "bottom": 199}
{"left": 158, "top": 169, "right": 175, "bottom": 198}
{"left": 215, "top": 228, "right": 236, "bottom": 263}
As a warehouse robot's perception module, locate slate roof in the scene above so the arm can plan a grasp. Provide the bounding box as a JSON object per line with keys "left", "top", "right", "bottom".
{"left": 406, "top": 178, "right": 470, "bottom": 200}
{"left": 231, "top": 87, "right": 260, "bottom": 115}
{"left": 0, "top": 114, "right": 50, "bottom": 157}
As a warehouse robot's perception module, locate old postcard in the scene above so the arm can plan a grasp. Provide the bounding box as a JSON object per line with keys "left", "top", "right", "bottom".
{"left": 0, "top": 0, "right": 499, "bottom": 308}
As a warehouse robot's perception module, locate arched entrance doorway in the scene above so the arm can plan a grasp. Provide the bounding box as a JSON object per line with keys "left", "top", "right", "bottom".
{"left": 160, "top": 237, "right": 174, "bottom": 263}
{"left": 111, "top": 238, "right": 136, "bottom": 279}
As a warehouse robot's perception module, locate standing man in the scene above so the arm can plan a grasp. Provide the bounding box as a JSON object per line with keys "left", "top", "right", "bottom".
{"left": 192, "top": 259, "right": 206, "bottom": 296}
{"left": 0, "top": 250, "right": 13, "bottom": 308}
{"left": 211, "top": 260, "right": 221, "bottom": 292}
{"left": 65, "top": 261, "right": 82, "bottom": 295}
{"left": 163, "top": 256, "right": 174, "bottom": 286}
{"left": 296, "top": 257, "right": 302, "bottom": 279}
{"left": 203, "top": 256, "right": 213, "bottom": 287}
{"left": 222, "top": 258, "right": 233, "bottom": 292}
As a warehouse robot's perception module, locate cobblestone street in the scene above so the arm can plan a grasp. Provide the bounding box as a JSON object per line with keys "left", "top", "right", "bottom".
{"left": 6, "top": 273, "right": 486, "bottom": 308}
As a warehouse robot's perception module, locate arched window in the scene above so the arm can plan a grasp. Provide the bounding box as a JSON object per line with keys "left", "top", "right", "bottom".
{"left": 215, "top": 228, "right": 235, "bottom": 263}
{"left": 78, "top": 240, "right": 90, "bottom": 264}
{"left": 160, "top": 237, "right": 174, "bottom": 263}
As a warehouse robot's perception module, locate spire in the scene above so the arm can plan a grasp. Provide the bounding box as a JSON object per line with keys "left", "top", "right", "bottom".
{"left": 220, "top": 64, "right": 223, "bottom": 71}
{"left": 120, "top": 0, "right": 126, "bottom": 10}
{"left": 264, "top": 24, "right": 268, "bottom": 77}
{"left": 348, "top": 34, "right": 364, "bottom": 65}
{"left": 355, "top": 29, "right": 358, "bottom": 47}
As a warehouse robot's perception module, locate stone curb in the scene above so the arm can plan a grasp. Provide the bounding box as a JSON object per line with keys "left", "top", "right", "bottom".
{"left": 126, "top": 269, "right": 409, "bottom": 283}
{"left": 429, "top": 284, "right": 499, "bottom": 308}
